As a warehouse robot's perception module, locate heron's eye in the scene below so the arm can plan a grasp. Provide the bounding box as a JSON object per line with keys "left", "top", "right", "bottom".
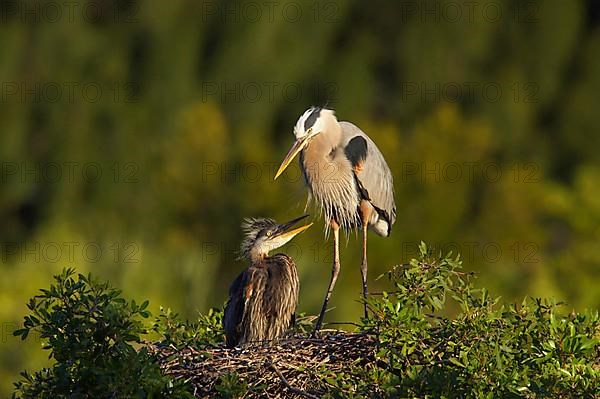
{"left": 266, "top": 231, "right": 272, "bottom": 237}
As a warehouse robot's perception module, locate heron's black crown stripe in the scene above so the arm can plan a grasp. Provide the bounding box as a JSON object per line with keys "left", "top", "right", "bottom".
{"left": 304, "top": 107, "right": 322, "bottom": 131}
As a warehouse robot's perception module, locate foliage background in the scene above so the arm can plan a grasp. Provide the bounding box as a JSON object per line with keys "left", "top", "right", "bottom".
{"left": 1, "top": 0, "right": 599, "bottom": 395}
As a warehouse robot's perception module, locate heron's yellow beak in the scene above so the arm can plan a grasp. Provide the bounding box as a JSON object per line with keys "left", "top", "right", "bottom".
{"left": 277, "top": 222, "right": 313, "bottom": 240}
{"left": 266, "top": 219, "right": 312, "bottom": 252}
{"left": 274, "top": 136, "right": 310, "bottom": 180}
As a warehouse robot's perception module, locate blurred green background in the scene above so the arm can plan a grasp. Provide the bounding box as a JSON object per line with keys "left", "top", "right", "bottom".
{"left": 1, "top": 0, "right": 600, "bottom": 394}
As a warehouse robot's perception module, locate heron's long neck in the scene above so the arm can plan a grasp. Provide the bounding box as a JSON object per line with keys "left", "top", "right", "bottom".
{"left": 302, "top": 123, "right": 342, "bottom": 168}
{"left": 249, "top": 249, "right": 268, "bottom": 266}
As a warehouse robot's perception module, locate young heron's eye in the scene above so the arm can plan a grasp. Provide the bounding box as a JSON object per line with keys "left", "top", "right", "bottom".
{"left": 266, "top": 230, "right": 272, "bottom": 237}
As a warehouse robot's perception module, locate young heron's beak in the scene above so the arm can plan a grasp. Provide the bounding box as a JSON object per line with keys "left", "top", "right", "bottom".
{"left": 268, "top": 214, "right": 312, "bottom": 250}
{"left": 274, "top": 136, "right": 310, "bottom": 180}
{"left": 274, "top": 214, "right": 312, "bottom": 240}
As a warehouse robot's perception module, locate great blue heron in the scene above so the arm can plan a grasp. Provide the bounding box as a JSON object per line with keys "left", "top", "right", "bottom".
{"left": 274, "top": 107, "right": 396, "bottom": 331}
{"left": 223, "top": 215, "right": 312, "bottom": 348}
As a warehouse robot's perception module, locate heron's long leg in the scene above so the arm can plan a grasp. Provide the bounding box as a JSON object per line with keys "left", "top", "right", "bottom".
{"left": 360, "top": 201, "right": 372, "bottom": 320}
{"left": 314, "top": 219, "right": 340, "bottom": 332}
{"left": 361, "top": 220, "right": 369, "bottom": 319}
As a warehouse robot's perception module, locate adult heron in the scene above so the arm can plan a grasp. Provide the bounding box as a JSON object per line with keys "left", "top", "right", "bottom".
{"left": 274, "top": 107, "right": 396, "bottom": 331}
{"left": 223, "top": 215, "right": 312, "bottom": 348}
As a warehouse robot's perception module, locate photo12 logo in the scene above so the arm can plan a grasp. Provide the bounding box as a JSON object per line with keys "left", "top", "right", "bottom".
{"left": 399, "top": 241, "right": 540, "bottom": 265}
{"left": 1, "top": 241, "right": 141, "bottom": 264}
{"left": 400, "top": 162, "right": 541, "bottom": 184}
{"left": 1, "top": 81, "right": 138, "bottom": 104}
{"left": 400, "top": 81, "right": 539, "bottom": 104}
{"left": 1, "top": 162, "right": 139, "bottom": 184}
{"left": 1, "top": 322, "right": 18, "bottom": 343}
{"left": 398, "top": 1, "right": 539, "bottom": 24}
{"left": 0, "top": 0, "right": 139, "bottom": 24}
{"left": 200, "top": 1, "right": 339, "bottom": 23}
{"left": 200, "top": 81, "right": 338, "bottom": 104}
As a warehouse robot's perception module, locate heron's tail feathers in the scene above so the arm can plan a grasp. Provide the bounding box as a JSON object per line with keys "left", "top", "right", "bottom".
{"left": 370, "top": 217, "right": 390, "bottom": 237}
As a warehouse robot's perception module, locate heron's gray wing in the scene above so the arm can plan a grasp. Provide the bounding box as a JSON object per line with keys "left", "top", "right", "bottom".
{"left": 339, "top": 121, "right": 396, "bottom": 234}
{"left": 223, "top": 271, "right": 246, "bottom": 347}
{"left": 344, "top": 136, "right": 371, "bottom": 200}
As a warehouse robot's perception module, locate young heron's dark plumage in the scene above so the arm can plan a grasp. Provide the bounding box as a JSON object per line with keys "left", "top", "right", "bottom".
{"left": 223, "top": 215, "right": 312, "bottom": 348}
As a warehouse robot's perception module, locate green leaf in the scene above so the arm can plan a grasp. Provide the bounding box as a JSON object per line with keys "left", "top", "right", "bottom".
{"left": 449, "top": 358, "right": 466, "bottom": 368}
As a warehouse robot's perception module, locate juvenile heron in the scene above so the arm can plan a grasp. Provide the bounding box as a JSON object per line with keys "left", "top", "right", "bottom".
{"left": 223, "top": 215, "right": 312, "bottom": 348}
{"left": 274, "top": 107, "right": 396, "bottom": 331}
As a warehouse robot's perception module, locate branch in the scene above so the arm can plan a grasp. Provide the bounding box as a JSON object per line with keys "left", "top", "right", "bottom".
{"left": 269, "top": 361, "right": 320, "bottom": 399}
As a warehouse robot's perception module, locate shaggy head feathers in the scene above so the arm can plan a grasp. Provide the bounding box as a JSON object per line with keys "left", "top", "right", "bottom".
{"left": 238, "top": 218, "right": 278, "bottom": 260}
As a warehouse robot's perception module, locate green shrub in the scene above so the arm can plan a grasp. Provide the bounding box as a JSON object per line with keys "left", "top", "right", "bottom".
{"left": 12, "top": 245, "right": 600, "bottom": 398}
{"left": 350, "top": 242, "right": 600, "bottom": 398}
{"left": 12, "top": 268, "right": 190, "bottom": 399}
{"left": 152, "top": 306, "right": 223, "bottom": 349}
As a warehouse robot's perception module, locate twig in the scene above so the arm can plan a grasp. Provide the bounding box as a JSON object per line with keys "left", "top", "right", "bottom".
{"left": 323, "top": 321, "right": 362, "bottom": 327}
{"left": 369, "top": 291, "right": 401, "bottom": 296}
{"left": 269, "top": 361, "right": 320, "bottom": 399}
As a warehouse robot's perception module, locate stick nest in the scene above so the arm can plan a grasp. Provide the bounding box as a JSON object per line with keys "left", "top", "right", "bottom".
{"left": 147, "top": 331, "right": 378, "bottom": 398}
